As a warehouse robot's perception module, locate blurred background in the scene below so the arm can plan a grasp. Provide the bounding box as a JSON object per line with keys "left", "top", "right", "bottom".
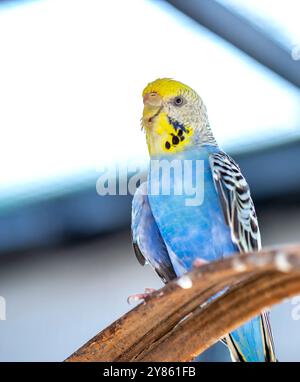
{"left": 0, "top": 0, "right": 300, "bottom": 361}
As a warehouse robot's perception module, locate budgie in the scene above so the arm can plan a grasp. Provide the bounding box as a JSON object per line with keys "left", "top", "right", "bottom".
{"left": 131, "top": 78, "right": 276, "bottom": 362}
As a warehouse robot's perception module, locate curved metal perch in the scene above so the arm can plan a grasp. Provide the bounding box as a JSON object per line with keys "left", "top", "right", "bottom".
{"left": 66, "top": 245, "right": 300, "bottom": 362}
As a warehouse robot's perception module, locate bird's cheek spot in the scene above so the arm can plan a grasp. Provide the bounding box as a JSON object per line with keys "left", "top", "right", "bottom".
{"left": 165, "top": 141, "right": 171, "bottom": 150}
{"left": 172, "top": 136, "right": 180, "bottom": 145}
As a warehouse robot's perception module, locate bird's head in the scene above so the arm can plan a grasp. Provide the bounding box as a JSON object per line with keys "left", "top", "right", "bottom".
{"left": 142, "top": 78, "right": 214, "bottom": 156}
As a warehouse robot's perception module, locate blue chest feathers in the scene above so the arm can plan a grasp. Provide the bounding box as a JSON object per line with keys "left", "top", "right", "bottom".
{"left": 147, "top": 147, "right": 237, "bottom": 274}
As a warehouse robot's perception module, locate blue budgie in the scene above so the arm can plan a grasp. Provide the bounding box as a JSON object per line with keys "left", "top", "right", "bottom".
{"left": 131, "top": 78, "right": 276, "bottom": 362}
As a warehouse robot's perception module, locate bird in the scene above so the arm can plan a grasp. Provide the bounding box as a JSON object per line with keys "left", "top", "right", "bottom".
{"left": 131, "top": 78, "right": 276, "bottom": 362}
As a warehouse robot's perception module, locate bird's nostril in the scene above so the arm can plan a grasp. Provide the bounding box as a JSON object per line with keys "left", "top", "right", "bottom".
{"left": 143, "top": 92, "right": 162, "bottom": 107}
{"left": 143, "top": 92, "right": 160, "bottom": 105}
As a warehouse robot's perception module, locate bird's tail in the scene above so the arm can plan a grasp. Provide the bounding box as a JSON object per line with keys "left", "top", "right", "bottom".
{"left": 225, "top": 311, "right": 277, "bottom": 362}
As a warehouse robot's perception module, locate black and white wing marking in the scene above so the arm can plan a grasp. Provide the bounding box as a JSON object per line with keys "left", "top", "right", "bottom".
{"left": 209, "top": 152, "right": 261, "bottom": 253}
{"left": 131, "top": 182, "right": 177, "bottom": 283}
{"left": 210, "top": 152, "right": 277, "bottom": 362}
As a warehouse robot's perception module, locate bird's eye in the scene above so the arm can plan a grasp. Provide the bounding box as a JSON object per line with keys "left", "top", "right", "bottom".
{"left": 173, "top": 96, "right": 185, "bottom": 107}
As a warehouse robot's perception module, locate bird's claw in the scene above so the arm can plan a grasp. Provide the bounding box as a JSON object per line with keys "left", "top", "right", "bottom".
{"left": 192, "top": 257, "right": 208, "bottom": 268}
{"left": 127, "top": 288, "right": 157, "bottom": 304}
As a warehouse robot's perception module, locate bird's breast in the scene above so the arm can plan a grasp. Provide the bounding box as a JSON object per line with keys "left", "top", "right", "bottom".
{"left": 147, "top": 149, "right": 237, "bottom": 272}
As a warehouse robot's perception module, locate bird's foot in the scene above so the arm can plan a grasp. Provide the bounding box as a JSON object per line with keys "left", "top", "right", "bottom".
{"left": 127, "top": 288, "right": 157, "bottom": 305}
{"left": 192, "top": 258, "right": 208, "bottom": 267}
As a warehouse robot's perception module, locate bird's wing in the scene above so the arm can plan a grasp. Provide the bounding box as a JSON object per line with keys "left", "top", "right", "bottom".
{"left": 209, "top": 151, "right": 276, "bottom": 362}
{"left": 131, "top": 182, "right": 177, "bottom": 283}
{"left": 209, "top": 151, "right": 261, "bottom": 252}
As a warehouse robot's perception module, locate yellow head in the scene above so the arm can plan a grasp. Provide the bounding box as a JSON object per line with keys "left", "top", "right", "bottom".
{"left": 142, "top": 78, "right": 215, "bottom": 156}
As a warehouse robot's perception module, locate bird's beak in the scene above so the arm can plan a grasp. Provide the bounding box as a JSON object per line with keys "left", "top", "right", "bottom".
{"left": 142, "top": 92, "right": 163, "bottom": 127}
